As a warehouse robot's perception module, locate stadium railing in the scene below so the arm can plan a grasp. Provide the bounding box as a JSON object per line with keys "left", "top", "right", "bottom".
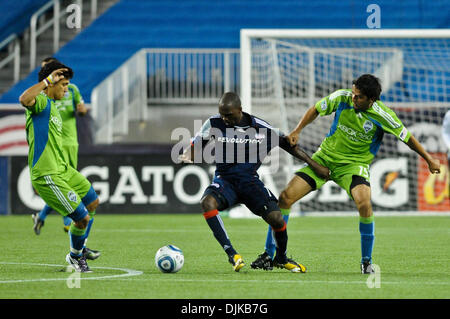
{"left": 90, "top": 48, "right": 240, "bottom": 144}
{"left": 0, "top": 34, "right": 20, "bottom": 84}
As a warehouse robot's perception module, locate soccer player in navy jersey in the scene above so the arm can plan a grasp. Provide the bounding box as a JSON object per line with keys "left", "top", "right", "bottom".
{"left": 179, "top": 92, "right": 329, "bottom": 272}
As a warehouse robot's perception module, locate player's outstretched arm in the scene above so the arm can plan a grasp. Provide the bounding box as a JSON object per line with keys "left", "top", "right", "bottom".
{"left": 406, "top": 135, "right": 441, "bottom": 174}
{"left": 287, "top": 105, "right": 319, "bottom": 146}
{"left": 19, "top": 68, "right": 68, "bottom": 107}
{"left": 279, "top": 136, "right": 330, "bottom": 179}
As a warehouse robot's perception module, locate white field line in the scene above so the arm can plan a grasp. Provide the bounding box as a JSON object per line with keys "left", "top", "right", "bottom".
{"left": 0, "top": 262, "right": 143, "bottom": 284}
{"left": 108, "top": 276, "right": 450, "bottom": 286}
{"left": 1, "top": 262, "right": 448, "bottom": 287}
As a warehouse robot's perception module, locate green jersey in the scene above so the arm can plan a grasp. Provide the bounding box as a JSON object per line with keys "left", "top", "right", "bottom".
{"left": 25, "top": 93, "right": 67, "bottom": 180}
{"left": 315, "top": 89, "right": 411, "bottom": 165}
{"left": 55, "top": 83, "right": 83, "bottom": 146}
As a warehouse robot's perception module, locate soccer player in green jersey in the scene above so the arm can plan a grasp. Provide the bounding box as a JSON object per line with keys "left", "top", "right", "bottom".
{"left": 30, "top": 58, "right": 100, "bottom": 261}
{"left": 31, "top": 58, "right": 89, "bottom": 230}
{"left": 251, "top": 74, "right": 441, "bottom": 274}
{"left": 19, "top": 61, "right": 100, "bottom": 272}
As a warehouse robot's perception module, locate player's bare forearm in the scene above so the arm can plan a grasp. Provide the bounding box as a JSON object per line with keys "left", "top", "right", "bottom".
{"left": 288, "top": 105, "right": 319, "bottom": 145}
{"left": 406, "top": 135, "right": 441, "bottom": 174}
{"left": 279, "top": 136, "right": 330, "bottom": 179}
{"left": 19, "top": 81, "right": 47, "bottom": 107}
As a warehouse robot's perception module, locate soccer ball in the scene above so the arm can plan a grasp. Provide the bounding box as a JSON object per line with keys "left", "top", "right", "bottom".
{"left": 155, "top": 245, "right": 184, "bottom": 273}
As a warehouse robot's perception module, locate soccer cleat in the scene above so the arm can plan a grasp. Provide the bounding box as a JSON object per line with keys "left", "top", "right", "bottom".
{"left": 250, "top": 252, "right": 273, "bottom": 271}
{"left": 83, "top": 247, "right": 101, "bottom": 260}
{"left": 361, "top": 260, "right": 375, "bottom": 274}
{"left": 31, "top": 213, "right": 44, "bottom": 235}
{"left": 228, "top": 254, "right": 245, "bottom": 272}
{"left": 273, "top": 256, "right": 306, "bottom": 273}
{"left": 65, "top": 254, "right": 92, "bottom": 273}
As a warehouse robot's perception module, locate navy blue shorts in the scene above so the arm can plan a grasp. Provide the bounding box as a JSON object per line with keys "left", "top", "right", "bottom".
{"left": 201, "top": 174, "right": 279, "bottom": 217}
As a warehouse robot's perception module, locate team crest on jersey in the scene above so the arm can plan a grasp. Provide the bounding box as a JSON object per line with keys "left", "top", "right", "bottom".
{"left": 363, "top": 120, "right": 374, "bottom": 133}
{"left": 67, "top": 191, "right": 77, "bottom": 203}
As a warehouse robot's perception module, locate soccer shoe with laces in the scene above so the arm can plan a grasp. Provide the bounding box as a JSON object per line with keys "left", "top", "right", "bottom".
{"left": 83, "top": 247, "right": 101, "bottom": 260}
{"left": 273, "top": 257, "right": 306, "bottom": 273}
{"left": 361, "top": 260, "right": 375, "bottom": 274}
{"left": 65, "top": 254, "right": 92, "bottom": 273}
{"left": 228, "top": 254, "right": 245, "bottom": 272}
{"left": 31, "top": 213, "right": 44, "bottom": 235}
{"left": 250, "top": 252, "right": 273, "bottom": 270}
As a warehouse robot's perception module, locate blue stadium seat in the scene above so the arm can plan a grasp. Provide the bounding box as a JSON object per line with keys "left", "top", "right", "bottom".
{"left": 1, "top": 0, "right": 449, "bottom": 103}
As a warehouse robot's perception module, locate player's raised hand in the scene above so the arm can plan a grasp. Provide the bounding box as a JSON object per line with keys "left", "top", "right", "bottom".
{"left": 50, "top": 68, "right": 68, "bottom": 83}
{"left": 428, "top": 157, "right": 441, "bottom": 174}
{"left": 287, "top": 132, "right": 299, "bottom": 146}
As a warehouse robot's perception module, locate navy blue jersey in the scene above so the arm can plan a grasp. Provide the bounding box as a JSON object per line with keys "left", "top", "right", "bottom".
{"left": 191, "top": 112, "right": 283, "bottom": 177}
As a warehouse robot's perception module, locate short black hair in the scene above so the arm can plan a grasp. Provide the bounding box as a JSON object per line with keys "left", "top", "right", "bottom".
{"left": 42, "top": 57, "right": 59, "bottom": 65}
{"left": 352, "top": 74, "right": 382, "bottom": 101}
{"left": 38, "top": 60, "right": 73, "bottom": 82}
{"left": 219, "top": 92, "right": 241, "bottom": 109}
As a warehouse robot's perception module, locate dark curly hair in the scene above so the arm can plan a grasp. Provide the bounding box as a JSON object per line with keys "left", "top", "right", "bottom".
{"left": 352, "top": 74, "right": 382, "bottom": 101}
{"left": 38, "top": 60, "right": 73, "bottom": 82}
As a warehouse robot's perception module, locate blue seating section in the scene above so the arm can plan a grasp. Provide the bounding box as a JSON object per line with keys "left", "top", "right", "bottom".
{"left": 0, "top": 0, "right": 49, "bottom": 43}
{"left": 1, "top": 0, "right": 449, "bottom": 103}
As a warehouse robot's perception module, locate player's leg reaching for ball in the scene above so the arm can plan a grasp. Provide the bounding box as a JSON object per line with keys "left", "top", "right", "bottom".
{"left": 251, "top": 171, "right": 316, "bottom": 270}
{"left": 261, "top": 209, "right": 306, "bottom": 273}
{"left": 201, "top": 193, "right": 244, "bottom": 272}
{"left": 68, "top": 168, "right": 101, "bottom": 261}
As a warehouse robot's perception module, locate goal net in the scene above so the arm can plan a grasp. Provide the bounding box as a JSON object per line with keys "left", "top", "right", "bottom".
{"left": 240, "top": 29, "right": 450, "bottom": 215}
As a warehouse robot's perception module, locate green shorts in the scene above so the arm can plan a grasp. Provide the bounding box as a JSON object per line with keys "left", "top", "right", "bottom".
{"left": 295, "top": 151, "right": 370, "bottom": 199}
{"left": 31, "top": 165, "right": 96, "bottom": 220}
{"left": 61, "top": 144, "right": 79, "bottom": 169}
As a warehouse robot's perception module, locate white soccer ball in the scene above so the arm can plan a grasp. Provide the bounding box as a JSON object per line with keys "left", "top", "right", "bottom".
{"left": 155, "top": 245, "right": 184, "bottom": 273}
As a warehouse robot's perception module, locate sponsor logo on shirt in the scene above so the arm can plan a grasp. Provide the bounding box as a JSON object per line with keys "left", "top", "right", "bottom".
{"left": 338, "top": 124, "right": 372, "bottom": 141}
{"left": 50, "top": 115, "right": 63, "bottom": 132}
{"left": 217, "top": 136, "right": 263, "bottom": 144}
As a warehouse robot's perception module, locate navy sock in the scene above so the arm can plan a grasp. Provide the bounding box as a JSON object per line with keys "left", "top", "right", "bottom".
{"left": 265, "top": 212, "right": 289, "bottom": 259}
{"left": 273, "top": 221, "right": 288, "bottom": 263}
{"left": 203, "top": 209, "right": 237, "bottom": 257}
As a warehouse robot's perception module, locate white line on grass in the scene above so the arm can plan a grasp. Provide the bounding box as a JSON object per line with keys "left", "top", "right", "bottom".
{"left": 0, "top": 262, "right": 143, "bottom": 284}
{"left": 111, "top": 276, "right": 450, "bottom": 286}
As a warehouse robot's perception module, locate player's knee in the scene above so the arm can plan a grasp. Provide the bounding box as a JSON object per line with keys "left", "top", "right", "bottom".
{"left": 264, "top": 211, "right": 284, "bottom": 229}
{"left": 279, "top": 189, "right": 295, "bottom": 208}
{"left": 74, "top": 214, "right": 90, "bottom": 229}
{"left": 200, "top": 195, "right": 218, "bottom": 212}
{"left": 86, "top": 198, "right": 99, "bottom": 212}
{"left": 355, "top": 199, "right": 372, "bottom": 217}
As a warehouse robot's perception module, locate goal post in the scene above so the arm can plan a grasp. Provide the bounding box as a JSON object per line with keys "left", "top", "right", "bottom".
{"left": 240, "top": 29, "right": 450, "bottom": 215}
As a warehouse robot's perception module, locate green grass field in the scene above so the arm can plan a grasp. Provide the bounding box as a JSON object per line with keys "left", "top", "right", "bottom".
{"left": 0, "top": 214, "right": 449, "bottom": 299}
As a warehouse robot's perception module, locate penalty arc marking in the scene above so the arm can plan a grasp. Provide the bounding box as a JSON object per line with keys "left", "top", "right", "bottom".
{"left": 0, "top": 262, "right": 143, "bottom": 284}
